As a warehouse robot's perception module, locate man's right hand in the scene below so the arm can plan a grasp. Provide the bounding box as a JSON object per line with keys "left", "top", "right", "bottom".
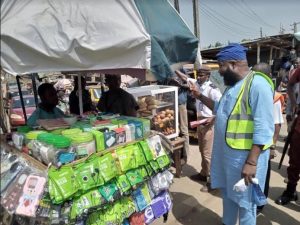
{"left": 189, "top": 81, "right": 201, "bottom": 99}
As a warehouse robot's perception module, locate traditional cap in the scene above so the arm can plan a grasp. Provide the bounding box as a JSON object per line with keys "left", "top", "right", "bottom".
{"left": 182, "top": 64, "right": 194, "bottom": 75}
{"left": 196, "top": 65, "right": 211, "bottom": 73}
{"left": 216, "top": 43, "right": 248, "bottom": 61}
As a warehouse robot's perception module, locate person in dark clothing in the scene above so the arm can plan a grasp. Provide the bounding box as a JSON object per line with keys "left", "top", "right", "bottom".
{"left": 69, "top": 76, "right": 94, "bottom": 115}
{"left": 97, "top": 74, "right": 138, "bottom": 117}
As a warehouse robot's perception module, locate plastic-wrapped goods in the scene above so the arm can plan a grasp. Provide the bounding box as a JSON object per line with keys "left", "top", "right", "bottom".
{"left": 70, "top": 189, "right": 107, "bottom": 221}
{"left": 74, "top": 157, "right": 104, "bottom": 192}
{"left": 103, "top": 130, "right": 116, "bottom": 149}
{"left": 90, "top": 130, "right": 105, "bottom": 152}
{"left": 146, "top": 135, "right": 166, "bottom": 159}
{"left": 37, "top": 133, "right": 72, "bottom": 166}
{"left": 116, "top": 145, "right": 136, "bottom": 172}
{"left": 115, "top": 127, "right": 126, "bottom": 145}
{"left": 12, "top": 132, "right": 25, "bottom": 150}
{"left": 1, "top": 168, "right": 32, "bottom": 213}
{"left": 98, "top": 181, "right": 120, "bottom": 203}
{"left": 97, "top": 153, "right": 118, "bottom": 182}
{"left": 126, "top": 169, "right": 144, "bottom": 187}
{"left": 1, "top": 154, "right": 19, "bottom": 175}
{"left": 15, "top": 174, "right": 47, "bottom": 217}
{"left": 148, "top": 170, "right": 173, "bottom": 195}
{"left": 48, "top": 166, "right": 79, "bottom": 204}
{"left": 144, "top": 206, "right": 155, "bottom": 225}
{"left": 150, "top": 196, "right": 167, "bottom": 219}
{"left": 128, "top": 121, "right": 143, "bottom": 139}
{"left": 116, "top": 175, "right": 131, "bottom": 195}
{"left": 69, "top": 132, "right": 96, "bottom": 157}
{"left": 1, "top": 161, "right": 24, "bottom": 193}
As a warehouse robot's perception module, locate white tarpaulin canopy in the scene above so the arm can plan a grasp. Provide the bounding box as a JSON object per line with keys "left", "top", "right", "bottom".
{"left": 1, "top": 0, "right": 151, "bottom": 76}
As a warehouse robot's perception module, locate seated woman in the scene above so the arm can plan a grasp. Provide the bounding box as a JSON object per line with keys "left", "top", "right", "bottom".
{"left": 27, "top": 83, "right": 65, "bottom": 127}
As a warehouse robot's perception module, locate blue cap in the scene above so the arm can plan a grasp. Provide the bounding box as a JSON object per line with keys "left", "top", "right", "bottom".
{"left": 216, "top": 43, "right": 248, "bottom": 61}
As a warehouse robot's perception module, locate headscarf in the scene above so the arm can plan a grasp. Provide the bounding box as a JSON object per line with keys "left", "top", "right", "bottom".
{"left": 216, "top": 43, "right": 248, "bottom": 61}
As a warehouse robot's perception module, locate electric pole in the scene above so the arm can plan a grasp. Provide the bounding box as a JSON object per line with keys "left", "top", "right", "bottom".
{"left": 260, "top": 27, "right": 262, "bottom": 38}
{"left": 291, "top": 22, "right": 300, "bottom": 33}
{"left": 193, "top": 0, "right": 200, "bottom": 38}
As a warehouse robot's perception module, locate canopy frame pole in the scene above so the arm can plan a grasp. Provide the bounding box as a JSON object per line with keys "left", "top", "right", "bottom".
{"left": 32, "top": 73, "right": 39, "bottom": 107}
{"left": 78, "top": 74, "right": 83, "bottom": 116}
{"left": 16, "top": 75, "right": 27, "bottom": 122}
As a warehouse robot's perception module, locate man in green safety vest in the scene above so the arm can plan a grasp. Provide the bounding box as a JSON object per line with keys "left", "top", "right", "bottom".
{"left": 190, "top": 43, "right": 274, "bottom": 225}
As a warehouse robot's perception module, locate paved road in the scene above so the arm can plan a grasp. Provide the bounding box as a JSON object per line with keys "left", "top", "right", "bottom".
{"left": 154, "top": 123, "right": 300, "bottom": 225}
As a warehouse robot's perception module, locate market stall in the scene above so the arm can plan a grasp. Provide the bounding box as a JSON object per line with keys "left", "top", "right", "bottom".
{"left": 1, "top": 0, "right": 199, "bottom": 224}
{"left": 1, "top": 115, "right": 175, "bottom": 224}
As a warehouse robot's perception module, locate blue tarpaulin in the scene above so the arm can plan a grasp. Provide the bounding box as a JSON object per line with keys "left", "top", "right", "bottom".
{"left": 135, "top": 0, "right": 199, "bottom": 81}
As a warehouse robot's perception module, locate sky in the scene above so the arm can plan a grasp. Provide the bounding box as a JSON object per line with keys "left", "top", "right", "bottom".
{"left": 170, "top": 0, "right": 300, "bottom": 49}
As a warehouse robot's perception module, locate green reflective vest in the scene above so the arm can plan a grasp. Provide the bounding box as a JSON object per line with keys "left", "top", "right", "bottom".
{"left": 226, "top": 71, "right": 274, "bottom": 150}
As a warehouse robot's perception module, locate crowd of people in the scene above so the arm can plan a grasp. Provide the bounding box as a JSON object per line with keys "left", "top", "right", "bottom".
{"left": 23, "top": 43, "right": 300, "bottom": 225}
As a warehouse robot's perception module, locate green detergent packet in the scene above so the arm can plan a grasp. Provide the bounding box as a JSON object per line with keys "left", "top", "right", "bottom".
{"left": 140, "top": 183, "right": 152, "bottom": 206}
{"left": 74, "top": 158, "right": 105, "bottom": 192}
{"left": 87, "top": 210, "right": 105, "bottom": 225}
{"left": 116, "top": 174, "right": 131, "bottom": 194}
{"left": 125, "top": 169, "right": 144, "bottom": 187}
{"left": 133, "top": 144, "right": 147, "bottom": 167}
{"left": 97, "top": 153, "right": 118, "bottom": 182}
{"left": 90, "top": 130, "right": 105, "bottom": 152}
{"left": 149, "top": 160, "right": 160, "bottom": 173}
{"left": 119, "top": 197, "right": 136, "bottom": 219}
{"left": 98, "top": 181, "right": 120, "bottom": 202}
{"left": 116, "top": 145, "right": 136, "bottom": 172}
{"left": 70, "top": 189, "right": 107, "bottom": 220}
{"left": 138, "top": 140, "right": 154, "bottom": 161}
{"left": 156, "top": 154, "right": 171, "bottom": 169}
{"left": 103, "top": 204, "right": 120, "bottom": 225}
{"left": 144, "top": 164, "right": 154, "bottom": 177}
{"left": 137, "top": 166, "right": 149, "bottom": 179}
{"left": 48, "top": 166, "right": 79, "bottom": 204}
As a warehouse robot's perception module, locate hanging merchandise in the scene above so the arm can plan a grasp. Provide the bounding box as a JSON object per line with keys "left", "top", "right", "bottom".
{"left": 97, "top": 153, "right": 118, "bottom": 182}
{"left": 1, "top": 169, "right": 32, "bottom": 214}
{"left": 116, "top": 175, "right": 131, "bottom": 195}
{"left": 98, "top": 181, "right": 121, "bottom": 203}
{"left": 125, "top": 169, "right": 144, "bottom": 188}
{"left": 116, "top": 145, "right": 137, "bottom": 172}
{"left": 1, "top": 115, "right": 175, "bottom": 224}
{"left": 74, "top": 157, "right": 105, "bottom": 192}
{"left": 48, "top": 166, "right": 79, "bottom": 204}
{"left": 1, "top": 161, "right": 24, "bottom": 193}
{"left": 15, "top": 174, "right": 47, "bottom": 217}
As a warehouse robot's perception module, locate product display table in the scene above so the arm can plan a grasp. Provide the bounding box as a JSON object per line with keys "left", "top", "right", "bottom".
{"left": 159, "top": 135, "right": 185, "bottom": 178}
